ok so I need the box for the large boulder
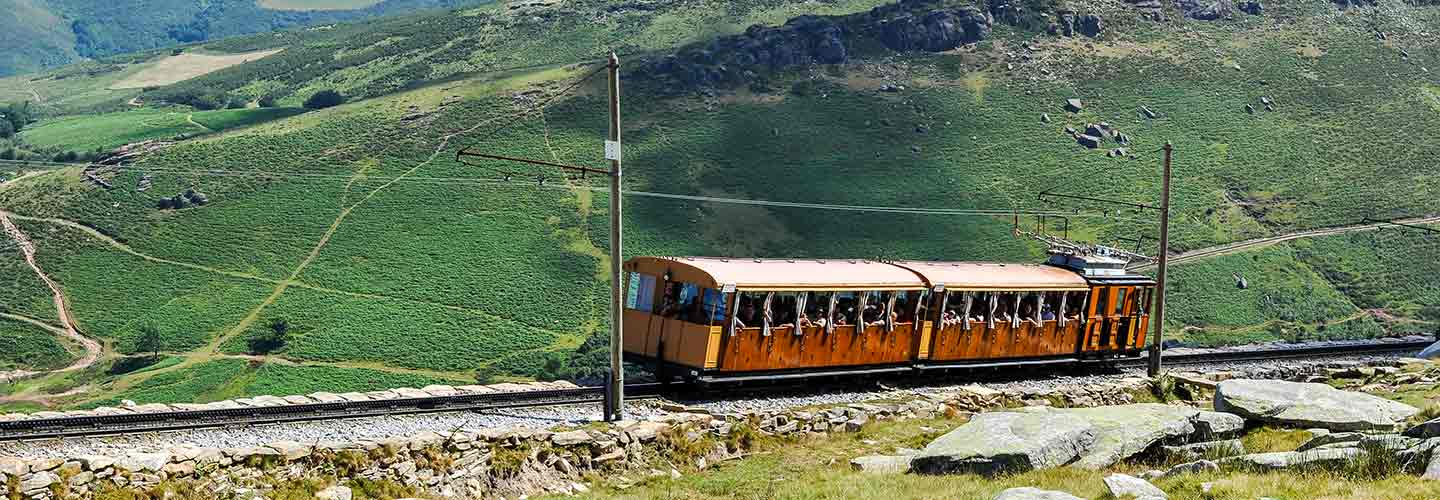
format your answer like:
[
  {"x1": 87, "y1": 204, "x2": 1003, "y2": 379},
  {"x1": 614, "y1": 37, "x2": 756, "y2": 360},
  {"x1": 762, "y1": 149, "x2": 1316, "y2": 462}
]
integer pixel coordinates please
[
  {"x1": 1214, "y1": 379, "x2": 1419, "y2": 431},
  {"x1": 879, "y1": 8, "x2": 992, "y2": 52},
  {"x1": 994, "y1": 487, "x2": 1085, "y2": 500},
  {"x1": 1067, "y1": 404, "x2": 1204, "y2": 469},
  {"x1": 913, "y1": 404, "x2": 1244, "y2": 474},
  {"x1": 910, "y1": 409, "x2": 1097, "y2": 475}
]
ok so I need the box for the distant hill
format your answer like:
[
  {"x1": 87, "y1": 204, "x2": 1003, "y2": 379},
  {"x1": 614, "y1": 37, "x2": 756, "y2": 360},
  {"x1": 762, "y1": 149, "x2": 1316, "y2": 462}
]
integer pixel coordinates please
[{"x1": 0, "y1": 0, "x2": 494, "y2": 77}]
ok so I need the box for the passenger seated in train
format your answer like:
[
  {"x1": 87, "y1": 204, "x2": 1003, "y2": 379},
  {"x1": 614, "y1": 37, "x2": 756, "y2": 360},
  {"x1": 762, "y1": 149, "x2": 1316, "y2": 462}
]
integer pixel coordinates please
[
  {"x1": 736, "y1": 299, "x2": 758, "y2": 328},
  {"x1": 942, "y1": 308, "x2": 960, "y2": 327},
  {"x1": 995, "y1": 296, "x2": 1012, "y2": 323},
  {"x1": 1041, "y1": 305, "x2": 1057, "y2": 321},
  {"x1": 1019, "y1": 303, "x2": 1035, "y2": 322}
]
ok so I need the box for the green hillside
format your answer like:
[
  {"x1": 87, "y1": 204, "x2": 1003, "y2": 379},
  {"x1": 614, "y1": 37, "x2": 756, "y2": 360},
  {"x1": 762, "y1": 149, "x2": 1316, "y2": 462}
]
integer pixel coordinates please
[
  {"x1": 20, "y1": 107, "x2": 309, "y2": 152},
  {"x1": 0, "y1": 0, "x2": 499, "y2": 77},
  {"x1": 0, "y1": 0, "x2": 1437, "y2": 408}
]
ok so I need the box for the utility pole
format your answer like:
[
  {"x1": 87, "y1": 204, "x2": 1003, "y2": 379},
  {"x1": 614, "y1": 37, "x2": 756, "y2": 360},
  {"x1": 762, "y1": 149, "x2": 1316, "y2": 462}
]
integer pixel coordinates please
[
  {"x1": 1148, "y1": 142, "x2": 1173, "y2": 377},
  {"x1": 605, "y1": 53, "x2": 625, "y2": 422},
  {"x1": 455, "y1": 53, "x2": 626, "y2": 420}
]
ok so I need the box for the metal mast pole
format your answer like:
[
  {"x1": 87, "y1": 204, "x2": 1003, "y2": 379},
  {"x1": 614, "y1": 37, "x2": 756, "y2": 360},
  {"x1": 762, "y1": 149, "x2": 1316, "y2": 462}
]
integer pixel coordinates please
[
  {"x1": 605, "y1": 53, "x2": 625, "y2": 421},
  {"x1": 1148, "y1": 142, "x2": 1173, "y2": 377}
]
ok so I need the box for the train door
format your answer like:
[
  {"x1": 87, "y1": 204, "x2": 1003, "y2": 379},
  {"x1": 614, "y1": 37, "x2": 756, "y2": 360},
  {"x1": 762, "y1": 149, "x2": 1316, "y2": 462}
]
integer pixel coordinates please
[{"x1": 1084, "y1": 286, "x2": 1109, "y2": 351}]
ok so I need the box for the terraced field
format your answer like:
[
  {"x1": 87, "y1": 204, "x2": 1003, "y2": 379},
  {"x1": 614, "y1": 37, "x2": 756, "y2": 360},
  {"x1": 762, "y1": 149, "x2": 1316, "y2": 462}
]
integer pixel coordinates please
[
  {"x1": 20, "y1": 107, "x2": 309, "y2": 152},
  {"x1": 0, "y1": 0, "x2": 1436, "y2": 408}
]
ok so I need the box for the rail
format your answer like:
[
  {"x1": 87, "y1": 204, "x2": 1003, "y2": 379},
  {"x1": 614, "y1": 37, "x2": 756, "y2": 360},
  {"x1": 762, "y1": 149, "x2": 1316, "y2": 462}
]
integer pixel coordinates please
[{"x1": 0, "y1": 341, "x2": 1429, "y2": 441}]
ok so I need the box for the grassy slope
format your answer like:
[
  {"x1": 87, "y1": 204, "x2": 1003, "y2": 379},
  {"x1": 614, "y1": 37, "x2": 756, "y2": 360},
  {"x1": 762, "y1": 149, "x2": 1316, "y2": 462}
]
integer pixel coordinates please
[
  {"x1": 82, "y1": 358, "x2": 462, "y2": 406},
  {"x1": 0, "y1": 317, "x2": 75, "y2": 372},
  {"x1": 21, "y1": 107, "x2": 310, "y2": 152},
  {"x1": 0, "y1": 0, "x2": 503, "y2": 78},
  {"x1": 0, "y1": 0, "x2": 1436, "y2": 406}
]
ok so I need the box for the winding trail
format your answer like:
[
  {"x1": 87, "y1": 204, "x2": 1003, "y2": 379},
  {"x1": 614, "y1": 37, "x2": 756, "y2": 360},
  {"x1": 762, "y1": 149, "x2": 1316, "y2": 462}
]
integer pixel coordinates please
[
  {"x1": 1129, "y1": 215, "x2": 1440, "y2": 272},
  {"x1": 0, "y1": 211, "x2": 103, "y2": 380}
]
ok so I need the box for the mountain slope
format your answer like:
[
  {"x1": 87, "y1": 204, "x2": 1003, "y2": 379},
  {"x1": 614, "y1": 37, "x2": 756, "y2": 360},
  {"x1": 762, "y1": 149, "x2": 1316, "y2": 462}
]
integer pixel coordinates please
[
  {"x1": 0, "y1": 0, "x2": 497, "y2": 77},
  {"x1": 0, "y1": 0, "x2": 1437, "y2": 408}
]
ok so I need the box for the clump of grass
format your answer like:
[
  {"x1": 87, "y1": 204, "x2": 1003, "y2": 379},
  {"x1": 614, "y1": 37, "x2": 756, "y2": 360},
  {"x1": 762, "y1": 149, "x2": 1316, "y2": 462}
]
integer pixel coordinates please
[
  {"x1": 417, "y1": 446, "x2": 455, "y2": 473},
  {"x1": 1241, "y1": 427, "x2": 1315, "y2": 454},
  {"x1": 490, "y1": 444, "x2": 530, "y2": 478},
  {"x1": 1149, "y1": 372, "x2": 1178, "y2": 403},
  {"x1": 1411, "y1": 402, "x2": 1440, "y2": 425},
  {"x1": 659, "y1": 425, "x2": 719, "y2": 465}
]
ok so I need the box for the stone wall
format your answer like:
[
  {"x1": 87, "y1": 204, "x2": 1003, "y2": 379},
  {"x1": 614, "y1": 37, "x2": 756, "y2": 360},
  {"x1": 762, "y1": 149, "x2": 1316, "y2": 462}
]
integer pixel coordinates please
[{"x1": 0, "y1": 378, "x2": 1157, "y2": 499}]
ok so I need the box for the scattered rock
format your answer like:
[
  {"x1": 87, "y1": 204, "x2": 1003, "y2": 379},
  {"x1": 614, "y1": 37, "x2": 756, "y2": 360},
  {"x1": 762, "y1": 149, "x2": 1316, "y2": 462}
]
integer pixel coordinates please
[
  {"x1": 993, "y1": 487, "x2": 1086, "y2": 500},
  {"x1": 1140, "y1": 106, "x2": 1159, "y2": 119},
  {"x1": 850, "y1": 455, "x2": 912, "y2": 474},
  {"x1": 1224, "y1": 448, "x2": 1363, "y2": 470},
  {"x1": 1245, "y1": 104, "x2": 1256, "y2": 114},
  {"x1": 1108, "y1": 148, "x2": 1128, "y2": 158},
  {"x1": 1296, "y1": 432, "x2": 1364, "y2": 452},
  {"x1": 1162, "y1": 439, "x2": 1244, "y2": 461},
  {"x1": 1406, "y1": 418, "x2": 1440, "y2": 439},
  {"x1": 317, "y1": 485, "x2": 353, "y2": 500},
  {"x1": 1177, "y1": 0, "x2": 1232, "y2": 20},
  {"x1": 1103, "y1": 473, "x2": 1168, "y2": 499},
  {"x1": 1215, "y1": 379, "x2": 1419, "y2": 431},
  {"x1": 1239, "y1": 0, "x2": 1262, "y2": 14},
  {"x1": 1163, "y1": 459, "x2": 1220, "y2": 477},
  {"x1": 1077, "y1": 135, "x2": 1103, "y2": 149},
  {"x1": 1041, "y1": 113, "x2": 1051, "y2": 123},
  {"x1": 1064, "y1": 99, "x2": 1084, "y2": 113}
]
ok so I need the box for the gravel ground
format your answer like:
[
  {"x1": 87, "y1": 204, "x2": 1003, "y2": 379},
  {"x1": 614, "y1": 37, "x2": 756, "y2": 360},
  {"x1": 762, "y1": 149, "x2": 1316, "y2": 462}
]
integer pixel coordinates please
[
  {"x1": 1, "y1": 336, "x2": 1430, "y2": 460},
  {"x1": 0, "y1": 403, "x2": 666, "y2": 461}
]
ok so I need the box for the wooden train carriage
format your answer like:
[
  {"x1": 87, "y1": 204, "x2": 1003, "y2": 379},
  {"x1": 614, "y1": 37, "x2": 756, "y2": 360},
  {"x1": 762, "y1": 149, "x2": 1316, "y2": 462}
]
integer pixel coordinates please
[
  {"x1": 622, "y1": 257, "x2": 930, "y2": 379},
  {"x1": 892, "y1": 262, "x2": 1094, "y2": 368}
]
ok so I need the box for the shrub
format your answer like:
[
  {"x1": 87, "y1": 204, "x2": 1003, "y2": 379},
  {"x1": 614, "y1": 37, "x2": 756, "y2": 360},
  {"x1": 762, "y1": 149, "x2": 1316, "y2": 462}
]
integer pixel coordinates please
[
  {"x1": 304, "y1": 90, "x2": 345, "y2": 109},
  {"x1": 248, "y1": 319, "x2": 291, "y2": 354},
  {"x1": 474, "y1": 365, "x2": 500, "y2": 385},
  {"x1": 226, "y1": 98, "x2": 248, "y2": 110},
  {"x1": 257, "y1": 95, "x2": 277, "y2": 108}
]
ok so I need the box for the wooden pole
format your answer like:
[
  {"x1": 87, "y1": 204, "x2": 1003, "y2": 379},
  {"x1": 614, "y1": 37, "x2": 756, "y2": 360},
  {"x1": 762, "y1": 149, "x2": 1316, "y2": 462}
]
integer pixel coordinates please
[
  {"x1": 1148, "y1": 142, "x2": 1173, "y2": 378},
  {"x1": 606, "y1": 53, "x2": 625, "y2": 421}
]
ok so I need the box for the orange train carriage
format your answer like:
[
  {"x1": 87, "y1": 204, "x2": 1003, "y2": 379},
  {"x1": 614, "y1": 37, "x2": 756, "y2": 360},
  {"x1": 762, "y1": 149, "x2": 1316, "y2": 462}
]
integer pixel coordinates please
[{"x1": 622, "y1": 251, "x2": 1156, "y2": 382}]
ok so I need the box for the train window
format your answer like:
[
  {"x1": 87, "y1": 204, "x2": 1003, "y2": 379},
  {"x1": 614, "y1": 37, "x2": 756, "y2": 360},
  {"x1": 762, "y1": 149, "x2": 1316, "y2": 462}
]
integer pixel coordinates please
[
  {"x1": 1042, "y1": 292, "x2": 1061, "y2": 322},
  {"x1": 734, "y1": 292, "x2": 764, "y2": 329},
  {"x1": 673, "y1": 283, "x2": 702, "y2": 322},
  {"x1": 771, "y1": 292, "x2": 799, "y2": 327},
  {"x1": 1113, "y1": 288, "x2": 1128, "y2": 316},
  {"x1": 625, "y1": 272, "x2": 657, "y2": 312},
  {"x1": 1133, "y1": 287, "x2": 1148, "y2": 315},
  {"x1": 1092, "y1": 287, "x2": 1109, "y2": 318},
  {"x1": 835, "y1": 292, "x2": 859, "y2": 326},
  {"x1": 702, "y1": 288, "x2": 728, "y2": 324}
]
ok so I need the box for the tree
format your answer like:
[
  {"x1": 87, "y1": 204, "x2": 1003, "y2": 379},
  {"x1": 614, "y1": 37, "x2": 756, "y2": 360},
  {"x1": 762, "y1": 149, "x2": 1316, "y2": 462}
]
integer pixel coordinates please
[
  {"x1": 2, "y1": 102, "x2": 31, "y2": 133},
  {"x1": 226, "y1": 98, "x2": 248, "y2": 109},
  {"x1": 0, "y1": 119, "x2": 13, "y2": 139},
  {"x1": 136, "y1": 324, "x2": 163, "y2": 359},
  {"x1": 257, "y1": 95, "x2": 277, "y2": 108},
  {"x1": 248, "y1": 318, "x2": 291, "y2": 354},
  {"x1": 304, "y1": 89, "x2": 345, "y2": 109}
]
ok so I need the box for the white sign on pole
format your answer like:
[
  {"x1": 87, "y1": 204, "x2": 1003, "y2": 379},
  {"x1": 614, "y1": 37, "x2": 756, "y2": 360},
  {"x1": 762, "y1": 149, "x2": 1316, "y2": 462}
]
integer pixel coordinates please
[{"x1": 604, "y1": 140, "x2": 622, "y2": 161}]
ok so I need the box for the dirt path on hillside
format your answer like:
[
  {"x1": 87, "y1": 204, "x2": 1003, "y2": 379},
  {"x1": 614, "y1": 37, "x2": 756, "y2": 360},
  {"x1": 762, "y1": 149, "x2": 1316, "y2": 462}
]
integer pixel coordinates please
[
  {"x1": 185, "y1": 113, "x2": 213, "y2": 132},
  {"x1": 1129, "y1": 215, "x2": 1440, "y2": 272},
  {"x1": 0, "y1": 211, "x2": 103, "y2": 379}
]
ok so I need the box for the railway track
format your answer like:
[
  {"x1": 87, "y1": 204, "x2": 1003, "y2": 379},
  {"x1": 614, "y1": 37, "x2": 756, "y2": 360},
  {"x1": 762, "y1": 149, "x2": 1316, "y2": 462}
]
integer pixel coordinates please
[{"x1": 0, "y1": 340, "x2": 1430, "y2": 442}]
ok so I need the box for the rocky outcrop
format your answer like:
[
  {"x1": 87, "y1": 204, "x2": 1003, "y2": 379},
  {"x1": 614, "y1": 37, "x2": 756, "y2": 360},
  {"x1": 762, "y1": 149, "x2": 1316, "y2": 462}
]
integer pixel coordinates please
[
  {"x1": 1176, "y1": 0, "x2": 1232, "y2": 19},
  {"x1": 994, "y1": 487, "x2": 1085, "y2": 500},
  {"x1": 850, "y1": 455, "x2": 913, "y2": 473},
  {"x1": 639, "y1": 0, "x2": 993, "y2": 90},
  {"x1": 1050, "y1": 11, "x2": 1103, "y2": 38},
  {"x1": 1214, "y1": 379, "x2": 1419, "y2": 431}
]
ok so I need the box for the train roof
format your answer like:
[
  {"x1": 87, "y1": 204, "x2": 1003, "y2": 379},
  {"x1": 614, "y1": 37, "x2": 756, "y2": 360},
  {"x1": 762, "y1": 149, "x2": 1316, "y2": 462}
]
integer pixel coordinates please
[
  {"x1": 891, "y1": 261, "x2": 1091, "y2": 292},
  {"x1": 626, "y1": 257, "x2": 927, "y2": 291},
  {"x1": 626, "y1": 257, "x2": 1092, "y2": 292}
]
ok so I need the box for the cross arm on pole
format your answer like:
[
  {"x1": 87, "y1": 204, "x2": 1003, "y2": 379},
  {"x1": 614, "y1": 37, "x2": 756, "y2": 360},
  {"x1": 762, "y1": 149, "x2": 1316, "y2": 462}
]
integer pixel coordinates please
[{"x1": 456, "y1": 150, "x2": 613, "y2": 176}]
